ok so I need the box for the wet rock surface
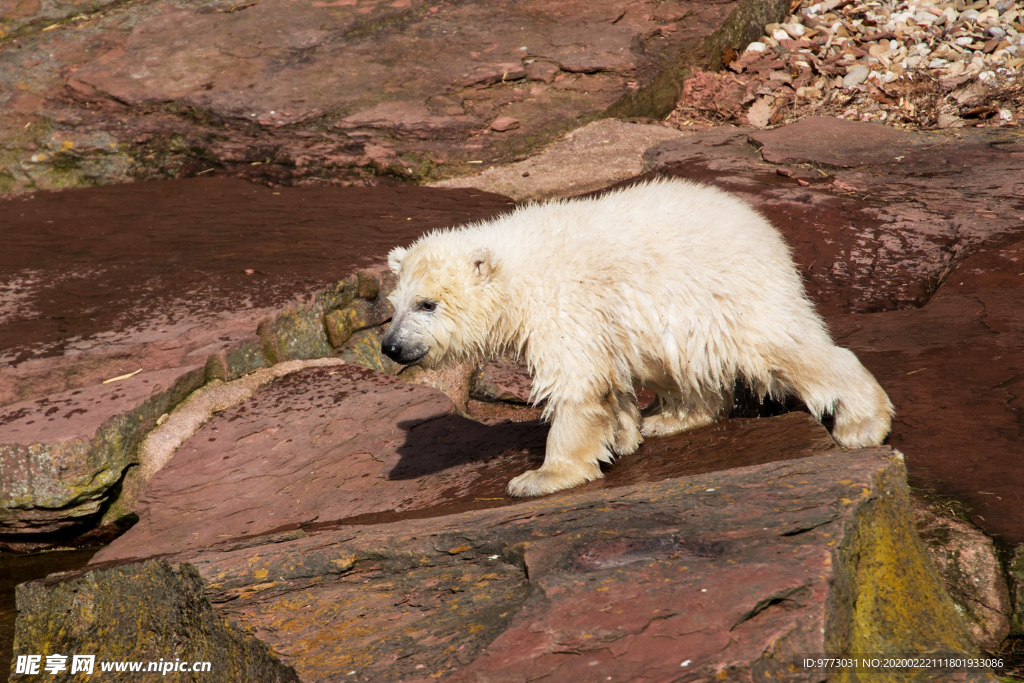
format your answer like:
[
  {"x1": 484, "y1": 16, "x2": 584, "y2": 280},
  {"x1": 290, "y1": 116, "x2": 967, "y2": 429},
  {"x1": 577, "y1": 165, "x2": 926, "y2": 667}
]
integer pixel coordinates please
[
  {"x1": 0, "y1": 178, "x2": 513, "y2": 544},
  {"x1": 0, "y1": 0, "x2": 787, "y2": 194},
  {"x1": 642, "y1": 117, "x2": 1024, "y2": 544},
  {"x1": 5, "y1": 111, "x2": 1024, "y2": 679},
  {"x1": 17, "y1": 449, "x2": 996, "y2": 682},
  {"x1": 92, "y1": 364, "x2": 837, "y2": 563}
]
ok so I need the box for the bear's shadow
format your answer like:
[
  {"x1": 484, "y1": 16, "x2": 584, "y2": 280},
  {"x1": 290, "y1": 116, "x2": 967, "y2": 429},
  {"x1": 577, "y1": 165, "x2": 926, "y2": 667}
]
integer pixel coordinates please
[
  {"x1": 388, "y1": 412, "x2": 548, "y2": 482},
  {"x1": 387, "y1": 380, "x2": 810, "y2": 485}
]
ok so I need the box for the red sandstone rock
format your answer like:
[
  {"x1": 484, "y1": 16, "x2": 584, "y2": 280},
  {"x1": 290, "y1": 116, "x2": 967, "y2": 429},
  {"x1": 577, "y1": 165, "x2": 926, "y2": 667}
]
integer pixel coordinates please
[
  {"x1": 490, "y1": 116, "x2": 521, "y2": 132},
  {"x1": 93, "y1": 363, "x2": 840, "y2": 563},
  {"x1": 21, "y1": 448, "x2": 986, "y2": 682},
  {"x1": 470, "y1": 358, "x2": 533, "y2": 404},
  {"x1": 0, "y1": 178, "x2": 513, "y2": 540},
  {"x1": 0, "y1": 0, "x2": 783, "y2": 193}
]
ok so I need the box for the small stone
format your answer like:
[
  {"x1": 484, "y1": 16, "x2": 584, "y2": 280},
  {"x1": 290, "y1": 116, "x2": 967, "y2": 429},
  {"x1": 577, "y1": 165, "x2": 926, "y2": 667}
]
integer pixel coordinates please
[
  {"x1": 490, "y1": 116, "x2": 520, "y2": 132},
  {"x1": 988, "y1": 25, "x2": 1006, "y2": 37},
  {"x1": 953, "y1": 80, "x2": 990, "y2": 105},
  {"x1": 945, "y1": 61, "x2": 967, "y2": 77},
  {"x1": 325, "y1": 308, "x2": 359, "y2": 347},
  {"x1": 745, "y1": 41, "x2": 768, "y2": 53},
  {"x1": 425, "y1": 94, "x2": 465, "y2": 116},
  {"x1": 961, "y1": 9, "x2": 980, "y2": 22},
  {"x1": 356, "y1": 271, "x2": 380, "y2": 300},
  {"x1": 868, "y1": 43, "x2": 892, "y2": 58},
  {"x1": 937, "y1": 113, "x2": 966, "y2": 128},
  {"x1": 746, "y1": 96, "x2": 775, "y2": 129},
  {"x1": 772, "y1": 28, "x2": 790, "y2": 41},
  {"x1": 928, "y1": 57, "x2": 950, "y2": 68},
  {"x1": 842, "y1": 64, "x2": 870, "y2": 87},
  {"x1": 995, "y1": 0, "x2": 1013, "y2": 12},
  {"x1": 782, "y1": 22, "x2": 806, "y2": 38},
  {"x1": 525, "y1": 60, "x2": 559, "y2": 83},
  {"x1": 978, "y1": 9, "x2": 999, "y2": 23}
]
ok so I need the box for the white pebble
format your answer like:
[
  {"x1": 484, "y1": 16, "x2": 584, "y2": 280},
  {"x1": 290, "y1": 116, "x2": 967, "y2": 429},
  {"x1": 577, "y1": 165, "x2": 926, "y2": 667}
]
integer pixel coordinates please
[
  {"x1": 745, "y1": 41, "x2": 768, "y2": 52},
  {"x1": 782, "y1": 22, "x2": 806, "y2": 38},
  {"x1": 843, "y1": 64, "x2": 871, "y2": 87}
]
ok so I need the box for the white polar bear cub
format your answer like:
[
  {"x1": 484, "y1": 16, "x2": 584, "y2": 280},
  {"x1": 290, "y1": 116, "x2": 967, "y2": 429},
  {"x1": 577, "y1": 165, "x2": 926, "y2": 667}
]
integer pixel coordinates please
[{"x1": 381, "y1": 178, "x2": 893, "y2": 497}]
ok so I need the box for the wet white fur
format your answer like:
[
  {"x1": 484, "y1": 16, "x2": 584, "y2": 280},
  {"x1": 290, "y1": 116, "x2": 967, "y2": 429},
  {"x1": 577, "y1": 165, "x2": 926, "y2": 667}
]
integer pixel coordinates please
[{"x1": 385, "y1": 178, "x2": 894, "y2": 496}]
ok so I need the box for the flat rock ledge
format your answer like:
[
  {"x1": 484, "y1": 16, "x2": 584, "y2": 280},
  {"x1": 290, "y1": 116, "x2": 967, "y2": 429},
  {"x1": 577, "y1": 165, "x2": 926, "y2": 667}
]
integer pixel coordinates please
[{"x1": 12, "y1": 448, "x2": 995, "y2": 682}]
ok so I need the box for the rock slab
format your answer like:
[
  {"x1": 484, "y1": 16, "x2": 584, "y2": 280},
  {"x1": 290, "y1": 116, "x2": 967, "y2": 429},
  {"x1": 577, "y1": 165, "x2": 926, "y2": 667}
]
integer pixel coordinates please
[
  {"x1": 0, "y1": 178, "x2": 513, "y2": 543},
  {"x1": 13, "y1": 448, "x2": 995, "y2": 682},
  {"x1": 92, "y1": 365, "x2": 840, "y2": 563}
]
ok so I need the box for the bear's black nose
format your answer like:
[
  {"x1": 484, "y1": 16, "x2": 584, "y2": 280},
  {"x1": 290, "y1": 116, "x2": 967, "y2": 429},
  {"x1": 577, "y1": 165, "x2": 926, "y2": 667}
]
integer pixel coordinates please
[{"x1": 381, "y1": 341, "x2": 403, "y2": 361}]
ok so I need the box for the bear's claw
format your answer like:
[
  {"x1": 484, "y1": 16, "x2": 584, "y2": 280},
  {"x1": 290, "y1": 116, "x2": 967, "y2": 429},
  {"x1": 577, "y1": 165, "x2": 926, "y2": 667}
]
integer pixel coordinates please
[{"x1": 507, "y1": 467, "x2": 602, "y2": 497}]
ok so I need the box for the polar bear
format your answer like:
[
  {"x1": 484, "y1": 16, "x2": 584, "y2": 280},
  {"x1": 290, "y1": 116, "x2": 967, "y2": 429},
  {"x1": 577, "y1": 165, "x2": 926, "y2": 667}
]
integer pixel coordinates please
[{"x1": 381, "y1": 178, "x2": 893, "y2": 497}]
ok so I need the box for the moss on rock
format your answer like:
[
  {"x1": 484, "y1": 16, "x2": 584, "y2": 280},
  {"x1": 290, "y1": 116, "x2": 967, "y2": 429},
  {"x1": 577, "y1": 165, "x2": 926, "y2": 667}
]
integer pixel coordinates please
[{"x1": 12, "y1": 560, "x2": 299, "y2": 682}]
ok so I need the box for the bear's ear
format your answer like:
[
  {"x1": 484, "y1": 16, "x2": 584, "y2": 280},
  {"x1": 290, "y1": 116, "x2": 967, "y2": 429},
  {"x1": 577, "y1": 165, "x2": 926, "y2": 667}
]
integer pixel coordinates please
[
  {"x1": 471, "y1": 247, "x2": 494, "y2": 280},
  {"x1": 387, "y1": 246, "x2": 407, "y2": 275}
]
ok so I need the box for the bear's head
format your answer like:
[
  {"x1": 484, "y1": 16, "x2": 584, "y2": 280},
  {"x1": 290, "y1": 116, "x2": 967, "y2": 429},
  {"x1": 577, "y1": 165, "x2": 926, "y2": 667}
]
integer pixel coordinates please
[{"x1": 381, "y1": 236, "x2": 498, "y2": 368}]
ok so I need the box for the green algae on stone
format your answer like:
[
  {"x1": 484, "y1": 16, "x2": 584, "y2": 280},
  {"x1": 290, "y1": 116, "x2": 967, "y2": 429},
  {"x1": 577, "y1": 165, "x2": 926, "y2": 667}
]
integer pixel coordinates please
[
  {"x1": 337, "y1": 326, "x2": 401, "y2": 375},
  {"x1": 826, "y1": 453, "x2": 982, "y2": 682},
  {"x1": 0, "y1": 367, "x2": 205, "y2": 534},
  {"x1": 1010, "y1": 544, "x2": 1024, "y2": 636},
  {"x1": 12, "y1": 560, "x2": 299, "y2": 683},
  {"x1": 258, "y1": 301, "x2": 334, "y2": 364}
]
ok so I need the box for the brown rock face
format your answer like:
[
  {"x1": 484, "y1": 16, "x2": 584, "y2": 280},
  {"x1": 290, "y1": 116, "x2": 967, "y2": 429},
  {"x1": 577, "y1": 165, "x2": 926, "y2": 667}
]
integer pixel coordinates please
[
  {"x1": 0, "y1": 179, "x2": 513, "y2": 541},
  {"x1": 913, "y1": 497, "x2": 1012, "y2": 649},
  {"x1": 644, "y1": 117, "x2": 1024, "y2": 543},
  {"x1": 16, "y1": 448, "x2": 993, "y2": 682},
  {"x1": 0, "y1": 0, "x2": 787, "y2": 193}
]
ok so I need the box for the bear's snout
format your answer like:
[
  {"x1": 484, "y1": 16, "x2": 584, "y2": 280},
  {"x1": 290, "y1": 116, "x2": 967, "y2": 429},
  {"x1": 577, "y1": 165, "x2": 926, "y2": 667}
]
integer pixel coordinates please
[
  {"x1": 380, "y1": 330, "x2": 426, "y2": 365},
  {"x1": 381, "y1": 340, "x2": 403, "y2": 361}
]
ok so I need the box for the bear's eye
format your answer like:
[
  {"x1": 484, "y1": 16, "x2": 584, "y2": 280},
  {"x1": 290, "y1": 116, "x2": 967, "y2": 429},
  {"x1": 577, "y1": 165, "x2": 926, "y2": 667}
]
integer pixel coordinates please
[{"x1": 417, "y1": 300, "x2": 437, "y2": 313}]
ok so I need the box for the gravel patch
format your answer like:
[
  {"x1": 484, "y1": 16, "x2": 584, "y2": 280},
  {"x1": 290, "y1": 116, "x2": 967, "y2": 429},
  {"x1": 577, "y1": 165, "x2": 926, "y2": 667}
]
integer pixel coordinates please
[{"x1": 670, "y1": 0, "x2": 1024, "y2": 129}]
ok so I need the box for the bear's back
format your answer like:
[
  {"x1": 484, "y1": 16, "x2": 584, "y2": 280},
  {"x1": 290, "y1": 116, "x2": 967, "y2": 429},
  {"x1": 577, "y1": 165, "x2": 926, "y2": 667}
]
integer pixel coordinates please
[{"x1": 482, "y1": 178, "x2": 797, "y2": 296}]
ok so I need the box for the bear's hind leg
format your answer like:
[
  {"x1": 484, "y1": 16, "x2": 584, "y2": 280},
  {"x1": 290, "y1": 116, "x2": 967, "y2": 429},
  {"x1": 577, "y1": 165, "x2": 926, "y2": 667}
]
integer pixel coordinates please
[
  {"x1": 507, "y1": 399, "x2": 615, "y2": 497},
  {"x1": 611, "y1": 389, "x2": 642, "y2": 456},
  {"x1": 773, "y1": 341, "x2": 893, "y2": 448},
  {"x1": 639, "y1": 387, "x2": 726, "y2": 438}
]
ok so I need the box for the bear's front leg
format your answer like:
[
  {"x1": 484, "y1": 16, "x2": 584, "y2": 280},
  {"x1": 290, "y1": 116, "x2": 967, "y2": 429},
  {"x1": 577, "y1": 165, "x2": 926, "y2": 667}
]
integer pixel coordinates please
[{"x1": 507, "y1": 399, "x2": 615, "y2": 497}]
